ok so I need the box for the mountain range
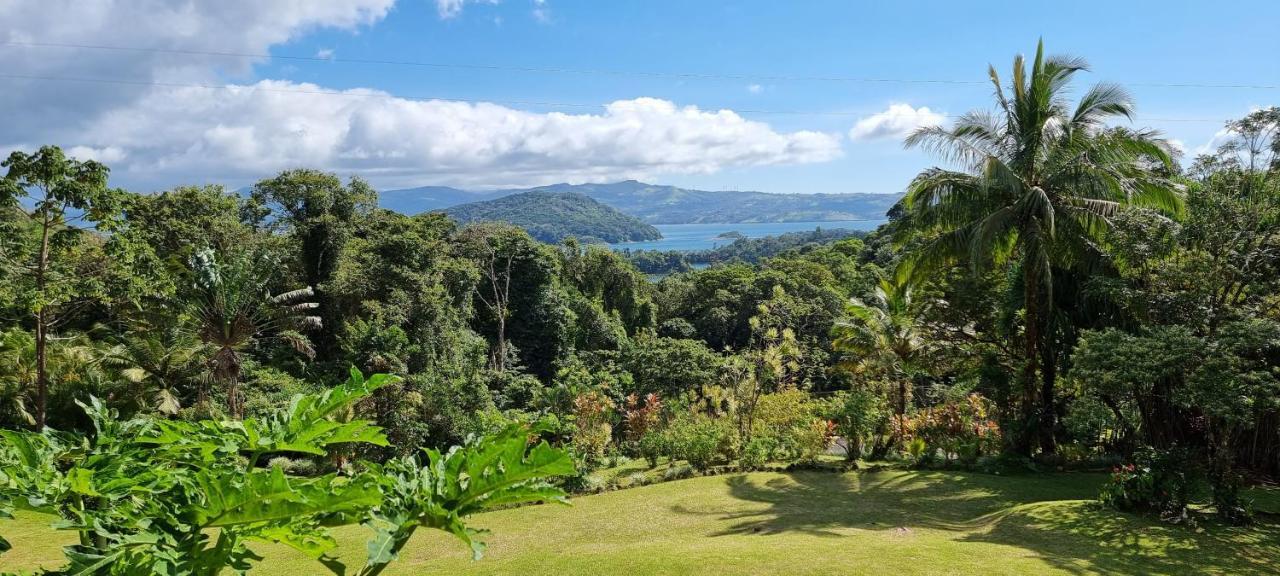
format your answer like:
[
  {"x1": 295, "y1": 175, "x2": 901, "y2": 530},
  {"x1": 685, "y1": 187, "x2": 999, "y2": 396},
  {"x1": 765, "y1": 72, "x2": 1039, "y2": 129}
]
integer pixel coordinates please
[{"x1": 380, "y1": 180, "x2": 900, "y2": 224}]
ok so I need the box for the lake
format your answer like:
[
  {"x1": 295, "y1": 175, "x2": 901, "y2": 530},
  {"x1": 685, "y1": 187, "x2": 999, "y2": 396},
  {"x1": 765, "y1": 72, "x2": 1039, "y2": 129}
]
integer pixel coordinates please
[{"x1": 608, "y1": 220, "x2": 886, "y2": 252}]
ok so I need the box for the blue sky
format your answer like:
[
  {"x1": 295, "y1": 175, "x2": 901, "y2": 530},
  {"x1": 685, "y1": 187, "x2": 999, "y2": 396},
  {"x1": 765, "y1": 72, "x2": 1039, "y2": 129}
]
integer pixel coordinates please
[{"x1": 1, "y1": 0, "x2": 1276, "y2": 194}]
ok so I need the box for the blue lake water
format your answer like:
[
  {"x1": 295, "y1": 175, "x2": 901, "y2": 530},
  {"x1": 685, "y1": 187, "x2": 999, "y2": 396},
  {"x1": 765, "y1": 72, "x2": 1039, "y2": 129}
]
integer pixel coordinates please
[{"x1": 609, "y1": 220, "x2": 886, "y2": 252}]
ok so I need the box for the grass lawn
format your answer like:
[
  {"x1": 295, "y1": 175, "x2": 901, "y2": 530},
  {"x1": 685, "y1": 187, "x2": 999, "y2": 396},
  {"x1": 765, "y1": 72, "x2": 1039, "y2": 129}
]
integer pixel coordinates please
[{"x1": 3, "y1": 469, "x2": 1278, "y2": 575}]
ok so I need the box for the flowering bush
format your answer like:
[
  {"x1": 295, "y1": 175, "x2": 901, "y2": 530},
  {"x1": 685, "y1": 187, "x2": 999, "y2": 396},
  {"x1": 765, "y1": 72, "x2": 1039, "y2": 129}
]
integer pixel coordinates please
[
  {"x1": 897, "y1": 394, "x2": 1001, "y2": 465},
  {"x1": 1098, "y1": 446, "x2": 1206, "y2": 523},
  {"x1": 571, "y1": 390, "x2": 615, "y2": 463},
  {"x1": 623, "y1": 393, "x2": 663, "y2": 443}
]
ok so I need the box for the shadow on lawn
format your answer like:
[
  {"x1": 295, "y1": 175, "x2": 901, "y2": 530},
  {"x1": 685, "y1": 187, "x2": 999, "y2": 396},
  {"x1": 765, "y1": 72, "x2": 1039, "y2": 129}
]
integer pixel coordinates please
[{"x1": 678, "y1": 470, "x2": 1280, "y2": 575}]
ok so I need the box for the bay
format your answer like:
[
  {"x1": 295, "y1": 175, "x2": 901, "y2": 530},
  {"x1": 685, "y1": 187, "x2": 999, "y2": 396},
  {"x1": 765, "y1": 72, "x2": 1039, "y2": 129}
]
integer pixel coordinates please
[{"x1": 608, "y1": 220, "x2": 886, "y2": 252}]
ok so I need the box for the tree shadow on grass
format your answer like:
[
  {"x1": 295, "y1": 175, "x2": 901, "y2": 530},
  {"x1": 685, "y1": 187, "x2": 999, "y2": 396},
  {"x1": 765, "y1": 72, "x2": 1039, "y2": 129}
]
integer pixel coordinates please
[{"x1": 675, "y1": 470, "x2": 1280, "y2": 575}]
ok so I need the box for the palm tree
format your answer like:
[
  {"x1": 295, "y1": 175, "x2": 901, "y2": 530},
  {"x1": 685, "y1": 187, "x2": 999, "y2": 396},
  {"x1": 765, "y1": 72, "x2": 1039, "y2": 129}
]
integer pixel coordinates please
[
  {"x1": 187, "y1": 248, "x2": 321, "y2": 418},
  {"x1": 99, "y1": 320, "x2": 209, "y2": 416},
  {"x1": 0, "y1": 329, "x2": 38, "y2": 426},
  {"x1": 833, "y1": 277, "x2": 927, "y2": 447},
  {"x1": 896, "y1": 40, "x2": 1182, "y2": 454}
]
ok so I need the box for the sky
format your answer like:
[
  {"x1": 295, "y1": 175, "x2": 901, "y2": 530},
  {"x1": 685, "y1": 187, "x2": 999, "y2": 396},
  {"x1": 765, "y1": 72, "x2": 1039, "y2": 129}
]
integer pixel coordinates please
[{"x1": 0, "y1": 0, "x2": 1276, "y2": 195}]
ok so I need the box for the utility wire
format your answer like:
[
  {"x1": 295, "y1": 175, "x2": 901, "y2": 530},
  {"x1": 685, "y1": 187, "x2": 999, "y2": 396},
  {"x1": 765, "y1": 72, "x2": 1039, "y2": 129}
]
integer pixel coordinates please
[
  {"x1": 3, "y1": 40, "x2": 1277, "y2": 90},
  {"x1": 0, "y1": 73, "x2": 1233, "y2": 123}
]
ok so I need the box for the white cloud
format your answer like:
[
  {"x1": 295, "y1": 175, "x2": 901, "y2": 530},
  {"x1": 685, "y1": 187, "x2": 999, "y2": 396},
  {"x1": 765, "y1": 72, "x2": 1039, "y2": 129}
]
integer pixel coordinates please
[
  {"x1": 436, "y1": 0, "x2": 500, "y2": 19},
  {"x1": 61, "y1": 86, "x2": 840, "y2": 188},
  {"x1": 0, "y1": 0, "x2": 394, "y2": 145},
  {"x1": 531, "y1": 0, "x2": 550, "y2": 23},
  {"x1": 66, "y1": 145, "x2": 127, "y2": 164},
  {"x1": 0, "y1": 0, "x2": 842, "y2": 190},
  {"x1": 849, "y1": 103, "x2": 945, "y2": 141},
  {"x1": 316, "y1": 48, "x2": 336, "y2": 60},
  {"x1": 747, "y1": 84, "x2": 763, "y2": 94},
  {"x1": 1194, "y1": 127, "x2": 1233, "y2": 156}
]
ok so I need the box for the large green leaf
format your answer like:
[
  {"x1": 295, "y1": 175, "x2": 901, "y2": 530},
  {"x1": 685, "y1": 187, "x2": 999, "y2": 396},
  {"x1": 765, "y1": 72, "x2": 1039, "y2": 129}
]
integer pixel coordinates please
[{"x1": 191, "y1": 466, "x2": 381, "y2": 528}]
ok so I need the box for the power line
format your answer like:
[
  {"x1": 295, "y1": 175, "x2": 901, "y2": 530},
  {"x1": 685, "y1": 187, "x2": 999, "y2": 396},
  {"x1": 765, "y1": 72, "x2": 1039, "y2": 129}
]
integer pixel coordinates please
[
  {"x1": 3, "y1": 40, "x2": 1277, "y2": 90},
  {"x1": 0, "y1": 72, "x2": 1233, "y2": 123}
]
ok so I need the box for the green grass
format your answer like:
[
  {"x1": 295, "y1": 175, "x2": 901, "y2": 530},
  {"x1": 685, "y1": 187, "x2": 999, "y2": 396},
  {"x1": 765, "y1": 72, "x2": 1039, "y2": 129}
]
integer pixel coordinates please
[{"x1": 4, "y1": 470, "x2": 1278, "y2": 575}]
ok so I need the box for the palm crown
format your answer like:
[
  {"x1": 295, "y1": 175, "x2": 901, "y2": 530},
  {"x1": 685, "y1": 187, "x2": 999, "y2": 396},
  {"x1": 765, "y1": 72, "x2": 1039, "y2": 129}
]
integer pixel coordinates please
[{"x1": 895, "y1": 40, "x2": 1183, "y2": 453}]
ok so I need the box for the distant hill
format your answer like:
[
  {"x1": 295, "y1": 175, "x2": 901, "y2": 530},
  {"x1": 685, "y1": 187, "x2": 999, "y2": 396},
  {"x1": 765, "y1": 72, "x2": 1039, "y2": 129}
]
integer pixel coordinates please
[
  {"x1": 377, "y1": 185, "x2": 510, "y2": 214},
  {"x1": 382, "y1": 180, "x2": 900, "y2": 224},
  {"x1": 442, "y1": 191, "x2": 662, "y2": 244}
]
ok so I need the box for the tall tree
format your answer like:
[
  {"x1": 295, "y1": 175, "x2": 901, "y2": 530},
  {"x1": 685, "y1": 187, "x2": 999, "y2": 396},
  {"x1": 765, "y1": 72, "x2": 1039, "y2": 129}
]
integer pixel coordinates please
[
  {"x1": 246, "y1": 170, "x2": 376, "y2": 358},
  {"x1": 0, "y1": 146, "x2": 120, "y2": 429},
  {"x1": 457, "y1": 223, "x2": 568, "y2": 378},
  {"x1": 896, "y1": 41, "x2": 1181, "y2": 454}
]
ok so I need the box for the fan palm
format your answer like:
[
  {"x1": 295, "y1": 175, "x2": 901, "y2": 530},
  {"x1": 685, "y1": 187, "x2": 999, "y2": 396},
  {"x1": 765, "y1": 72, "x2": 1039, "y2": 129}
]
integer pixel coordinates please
[
  {"x1": 187, "y1": 248, "x2": 321, "y2": 418},
  {"x1": 896, "y1": 41, "x2": 1182, "y2": 454},
  {"x1": 833, "y1": 278, "x2": 927, "y2": 444}
]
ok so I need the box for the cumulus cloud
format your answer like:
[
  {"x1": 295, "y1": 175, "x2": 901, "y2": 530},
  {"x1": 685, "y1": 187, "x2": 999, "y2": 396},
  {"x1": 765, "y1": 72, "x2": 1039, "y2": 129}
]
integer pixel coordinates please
[
  {"x1": 0, "y1": 0, "x2": 394, "y2": 145},
  {"x1": 64, "y1": 86, "x2": 840, "y2": 188},
  {"x1": 0, "y1": 0, "x2": 842, "y2": 189},
  {"x1": 436, "y1": 0, "x2": 500, "y2": 19},
  {"x1": 849, "y1": 103, "x2": 945, "y2": 141}
]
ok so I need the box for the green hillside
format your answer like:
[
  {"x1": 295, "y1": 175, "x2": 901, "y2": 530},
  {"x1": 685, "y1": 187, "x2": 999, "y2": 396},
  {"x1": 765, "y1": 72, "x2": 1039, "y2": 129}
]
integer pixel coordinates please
[{"x1": 442, "y1": 190, "x2": 662, "y2": 243}]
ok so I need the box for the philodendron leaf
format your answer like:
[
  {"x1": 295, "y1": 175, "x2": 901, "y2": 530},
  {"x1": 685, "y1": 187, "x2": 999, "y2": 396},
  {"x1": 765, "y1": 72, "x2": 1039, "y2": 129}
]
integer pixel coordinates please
[
  {"x1": 358, "y1": 423, "x2": 574, "y2": 576},
  {"x1": 67, "y1": 467, "x2": 99, "y2": 496},
  {"x1": 251, "y1": 523, "x2": 339, "y2": 559},
  {"x1": 241, "y1": 369, "x2": 396, "y2": 456},
  {"x1": 193, "y1": 467, "x2": 381, "y2": 528}
]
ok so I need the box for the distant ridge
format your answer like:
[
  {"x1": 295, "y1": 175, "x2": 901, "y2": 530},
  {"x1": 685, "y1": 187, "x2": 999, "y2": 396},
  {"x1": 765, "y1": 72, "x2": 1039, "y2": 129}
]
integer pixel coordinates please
[
  {"x1": 382, "y1": 180, "x2": 900, "y2": 224},
  {"x1": 442, "y1": 190, "x2": 662, "y2": 244}
]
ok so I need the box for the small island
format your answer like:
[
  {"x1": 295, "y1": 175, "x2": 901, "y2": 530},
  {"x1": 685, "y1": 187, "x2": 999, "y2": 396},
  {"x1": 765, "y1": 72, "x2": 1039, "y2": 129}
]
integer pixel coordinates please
[{"x1": 715, "y1": 230, "x2": 745, "y2": 240}]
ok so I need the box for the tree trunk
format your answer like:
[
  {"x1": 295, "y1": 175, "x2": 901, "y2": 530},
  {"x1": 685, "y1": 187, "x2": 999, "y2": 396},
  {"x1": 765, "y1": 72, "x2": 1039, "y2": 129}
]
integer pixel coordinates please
[
  {"x1": 1039, "y1": 345, "x2": 1057, "y2": 455},
  {"x1": 33, "y1": 213, "x2": 51, "y2": 430},
  {"x1": 1018, "y1": 271, "x2": 1040, "y2": 456}
]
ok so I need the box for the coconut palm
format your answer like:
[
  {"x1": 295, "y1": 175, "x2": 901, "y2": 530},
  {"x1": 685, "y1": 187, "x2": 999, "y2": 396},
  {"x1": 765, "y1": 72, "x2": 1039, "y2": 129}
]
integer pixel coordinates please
[
  {"x1": 187, "y1": 248, "x2": 321, "y2": 418},
  {"x1": 832, "y1": 277, "x2": 928, "y2": 447},
  {"x1": 896, "y1": 40, "x2": 1182, "y2": 454}
]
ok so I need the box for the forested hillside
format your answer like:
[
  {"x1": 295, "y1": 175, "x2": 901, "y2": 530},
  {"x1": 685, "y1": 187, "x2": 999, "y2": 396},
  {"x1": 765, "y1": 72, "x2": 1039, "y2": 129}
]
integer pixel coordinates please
[
  {"x1": 624, "y1": 228, "x2": 869, "y2": 274},
  {"x1": 383, "y1": 180, "x2": 900, "y2": 224},
  {"x1": 443, "y1": 190, "x2": 662, "y2": 243}
]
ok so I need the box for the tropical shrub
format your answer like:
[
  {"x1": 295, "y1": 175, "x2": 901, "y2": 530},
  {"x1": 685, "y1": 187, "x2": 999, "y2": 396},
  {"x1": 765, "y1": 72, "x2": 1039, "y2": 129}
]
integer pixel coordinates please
[
  {"x1": 1098, "y1": 446, "x2": 1206, "y2": 523},
  {"x1": 897, "y1": 394, "x2": 1001, "y2": 466},
  {"x1": 571, "y1": 390, "x2": 615, "y2": 463},
  {"x1": 622, "y1": 392, "x2": 663, "y2": 444},
  {"x1": 820, "y1": 388, "x2": 888, "y2": 461},
  {"x1": 0, "y1": 368, "x2": 574, "y2": 575},
  {"x1": 739, "y1": 436, "x2": 774, "y2": 469},
  {"x1": 664, "y1": 413, "x2": 738, "y2": 471},
  {"x1": 637, "y1": 427, "x2": 669, "y2": 467}
]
